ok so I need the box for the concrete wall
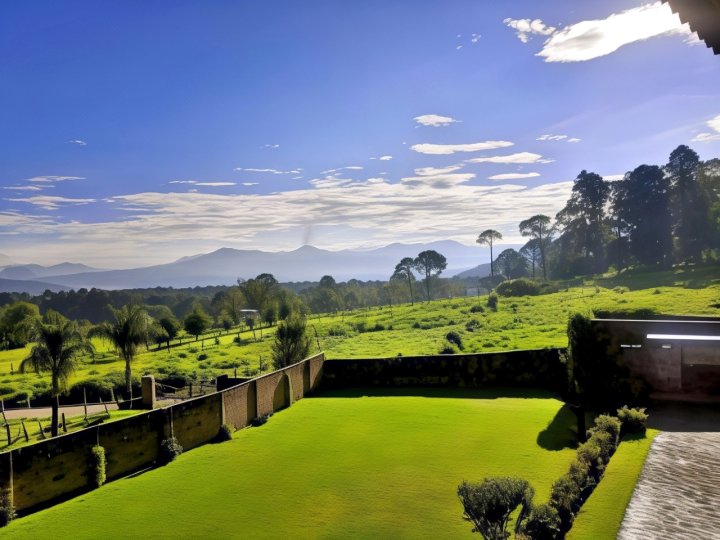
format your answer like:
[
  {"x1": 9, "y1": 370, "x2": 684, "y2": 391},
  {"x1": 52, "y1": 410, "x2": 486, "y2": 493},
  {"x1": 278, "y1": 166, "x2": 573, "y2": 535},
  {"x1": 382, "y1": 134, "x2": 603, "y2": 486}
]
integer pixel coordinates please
[
  {"x1": 0, "y1": 352, "x2": 325, "y2": 514},
  {"x1": 592, "y1": 319, "x2": 720, "y2": 394}
]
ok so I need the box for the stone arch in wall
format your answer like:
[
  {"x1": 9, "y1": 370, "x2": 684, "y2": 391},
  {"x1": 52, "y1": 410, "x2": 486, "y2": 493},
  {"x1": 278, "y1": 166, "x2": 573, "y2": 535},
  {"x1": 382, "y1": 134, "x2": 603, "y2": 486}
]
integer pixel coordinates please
[{"x1": 272, "y1": 372, "x2": 291, "y2": 411}]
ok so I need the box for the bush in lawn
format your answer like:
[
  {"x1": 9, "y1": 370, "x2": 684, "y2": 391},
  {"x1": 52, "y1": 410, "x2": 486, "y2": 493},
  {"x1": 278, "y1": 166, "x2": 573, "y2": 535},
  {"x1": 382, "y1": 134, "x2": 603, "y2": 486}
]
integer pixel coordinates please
[
  {"x1": 216, "y1": 423, "x2": 233, "y2": 442},
  {"x1": 617, "y1": 406, "x2": 648, "y2": 436},
  {"x1": 588, "y1": 414, "x2": 621, "y2": 449},
  {"x1": 0, "y1": 489, "x2": 15, "y2": 528},
  {"x1": 521, "y1": 503, "x2": 561, "y2": 540},
  {"x1": 159, "y1": 437, "x2": 183, "y2": 465},
  {"x1": 496, "y1": 278, "x2": 541, "y2": 297},
  {"x1": 487, "y1": 293, "x2": 498, "y2": 311},
  {"x1": 89, "y1": 445, "x2": 106, "y2": 488},
  {"x1": 457, "y1": 477, "x2": 534, "y2": 539},
  {"x1": 439, "y1": 345, "x2": 457, "y2": 355},
  {"x1": 445, "y1": 331, "x2": 464, "y2": 350},
  {"x1": 251, "y1": 413, "x2": 272, "y2": 427},
  {"x1": 469, "y1": 304, "x2": 485, "y2": 313}
]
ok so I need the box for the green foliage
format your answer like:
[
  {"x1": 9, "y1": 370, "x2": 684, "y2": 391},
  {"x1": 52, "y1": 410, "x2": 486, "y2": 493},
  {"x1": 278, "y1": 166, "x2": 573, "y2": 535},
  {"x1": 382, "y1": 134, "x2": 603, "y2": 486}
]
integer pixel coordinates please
[
  {"x1": 457, "y1": 477, "x2": 534, "y2": 539},
  {"x1": 216, "y1": 423, "x2": 233, "y2": 442},
  {"x1": 159, "y1": 437, "x2": 183, "y2": 464},
  {"x1": 0, "y1": 489, "x2": 16, "y2": 528},
  {"x1": 445, "y1": 331, "x2": 463, "y2": 350},
  {"x1": 272, "y1": 315, "x2": 311, "y2": 369},
  {"x1": 251, "y1": 413, "x2": 272, "y2": 427},
  {"x1": 588, "y1": 415, "x2": 621, "y2": 449},
  {"x1": 487, "y1": 293, "x2": 498, "y2": 311},
  {"x1": 89, "y1": 445, "x2": 106, "y2": 487},
  {"x1": 439, "y1": 345, "x2": 457, "y2": 355},
  {"x1": 522, "y1": 503, "x2": 561, "y2": 540},
  {"x1": 183, "y1": 305, "x2": 212, "y2": 339},
  {"x1": 496, "y1": 279, "x2": 541, "y2": 297},
  {"x1": 616, "y1": 406, "x2": 648, "y2": 437},
  {"x1": 469, "y1": 304, "x2": 485, "y2": 313}
]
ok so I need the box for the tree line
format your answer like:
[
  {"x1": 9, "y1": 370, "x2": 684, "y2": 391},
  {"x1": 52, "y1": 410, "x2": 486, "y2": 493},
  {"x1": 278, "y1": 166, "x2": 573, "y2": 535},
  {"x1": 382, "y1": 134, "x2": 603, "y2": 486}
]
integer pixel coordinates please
[{"x1": 477, "y1": 145, "x2": 720, "y2": 280}]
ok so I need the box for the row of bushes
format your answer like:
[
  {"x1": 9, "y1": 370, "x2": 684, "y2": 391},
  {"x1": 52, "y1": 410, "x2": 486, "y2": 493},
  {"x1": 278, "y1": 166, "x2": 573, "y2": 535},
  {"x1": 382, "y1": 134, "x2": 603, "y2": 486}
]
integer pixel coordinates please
[{"x1": 458, "y1": 406, "x2": 647, "y2": 539}]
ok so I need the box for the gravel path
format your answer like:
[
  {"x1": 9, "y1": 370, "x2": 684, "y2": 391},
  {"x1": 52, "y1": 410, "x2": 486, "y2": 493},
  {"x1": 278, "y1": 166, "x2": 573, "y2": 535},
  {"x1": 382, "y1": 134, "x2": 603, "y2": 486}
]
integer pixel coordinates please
[{"x1": 618, "y1": 431, "x2": 720, "y2": 540}]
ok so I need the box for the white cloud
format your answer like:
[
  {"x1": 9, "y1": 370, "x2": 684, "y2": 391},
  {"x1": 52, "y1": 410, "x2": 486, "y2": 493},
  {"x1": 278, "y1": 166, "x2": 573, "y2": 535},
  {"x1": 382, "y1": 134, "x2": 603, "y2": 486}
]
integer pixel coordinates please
[
  {"x1": 414, "y1": 114, "x2": 460, "y2": 127},
  {"x1": 411, "y1": 141, "x2": 514, "y2": 155},
  {"x1": 692, "y1": 114, "x2": 720, "y2": 142},
  {"x1": 169, "y1": 180, "x2": 197, "y2": 184},
  {"x1": 67, "y1": 139, "x2": 87, "y2": 146},
  {"x1": 262, "y1": 144, "x2": 280, "y2": 149},
  {"x1": 195, "y1": 182, "x2": 236, "y2": 187},
  {"x1": 321, "y1": 166, "x2": 364, "y2": 174},
  {"x1": 488, "y1": 172, "x2": 541, "y2": 181},
  {"x1": 241, "y1": 182, "x2": 259, "y2": 186},
  {"x1": 536, "y1": 2, "x2": 691, "y2": 63},
  {"x1": 567, "y1": 138, "x2": 582, "y2": 143},
  {"x1": 603, "y1": 174, "x2": 625, "y2": 181},
  {"x1": 379, "y1": 155, "x2": 393, "y2": 161},
  {"x1": 2, "y1": 180, "x2": 574, "y2": 266},
  {"x1": 27, "y1": 176, "x2": 84, "y2": 183},
  {"x1": 414, "y1": 165, "x2": 464, "y2": 176},
  {"x1": 4, "y1": 195, "x2": 96, "y2": 210},
  {"x1": 2, "y1": 185, "x2": 44, "y2": 191},
  {"x1": 465, "y1": 152, "x2": 553, "y2": 164},
  {"x1": 234, "y1": 167, "x2": 301, "y2": 175},
  {"x1": 537, "y1": 134, "x2": 581, "y2": 143},
  {"x1": 504, "y1": 18, "x2": 556, "y2": 43},
  {"x1": 401, "y1": 173, "x2": 477, "y2": 189}
]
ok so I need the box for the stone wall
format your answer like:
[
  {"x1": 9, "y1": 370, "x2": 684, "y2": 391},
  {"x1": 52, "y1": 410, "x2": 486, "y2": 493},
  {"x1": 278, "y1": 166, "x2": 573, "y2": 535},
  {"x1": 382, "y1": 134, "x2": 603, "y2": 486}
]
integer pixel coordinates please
[
  {"x1": 321, "y1": 349, "x2": 567, "y2": 391},
  {"x1": 0, "y1": 352, "x2": 325, "y2": 514}
]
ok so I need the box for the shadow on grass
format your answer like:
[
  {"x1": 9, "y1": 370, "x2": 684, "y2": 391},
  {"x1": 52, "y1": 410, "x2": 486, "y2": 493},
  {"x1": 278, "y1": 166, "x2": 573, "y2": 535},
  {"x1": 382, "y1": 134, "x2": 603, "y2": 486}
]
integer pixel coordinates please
[
  {"x1": 312, "y1": 386, "x2": 560, "y2": 400},
  {"x1": 536, "y1": 403, "x2": 579, "y2": 451}
]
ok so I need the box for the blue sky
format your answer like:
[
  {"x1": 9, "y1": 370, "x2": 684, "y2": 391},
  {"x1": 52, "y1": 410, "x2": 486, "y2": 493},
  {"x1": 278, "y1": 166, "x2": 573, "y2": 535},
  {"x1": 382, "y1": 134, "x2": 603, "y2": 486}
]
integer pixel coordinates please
[{"x1": 1, "y1": 0, "x2": 719, "y2": 268}]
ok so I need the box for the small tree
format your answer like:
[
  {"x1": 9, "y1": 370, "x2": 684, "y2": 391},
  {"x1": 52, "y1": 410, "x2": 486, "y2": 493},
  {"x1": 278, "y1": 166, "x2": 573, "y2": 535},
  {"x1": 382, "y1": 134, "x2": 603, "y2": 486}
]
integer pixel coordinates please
[
  {"x1": 184, "y1": 305, "x2": 212, "y2": 341},
  {"x1": 392, "y1": 257, "x2": 417, "y2": 305},
  {"x1": 476, "y1": 229, "x2": 503, "y2": 277},
  {"x1": 158, "y1": 316, "x2": 181, "y2": 348},
  {"x1": 413, "y1": 250, "x2": 447, "y2": 301},
  {"x1": 272, "y1": 315, "x2": 311, "y2": 369},
  {"x1": 457, "y1": 477, "x2": 534, "y2": 539}
]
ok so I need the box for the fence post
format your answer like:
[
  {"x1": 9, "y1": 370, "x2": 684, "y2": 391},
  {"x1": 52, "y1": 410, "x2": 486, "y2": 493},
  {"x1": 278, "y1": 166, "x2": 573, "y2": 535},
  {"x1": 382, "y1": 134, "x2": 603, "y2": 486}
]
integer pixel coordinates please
[{"x1": 141, "y1": 375, "x2": 156, "y2": 410}]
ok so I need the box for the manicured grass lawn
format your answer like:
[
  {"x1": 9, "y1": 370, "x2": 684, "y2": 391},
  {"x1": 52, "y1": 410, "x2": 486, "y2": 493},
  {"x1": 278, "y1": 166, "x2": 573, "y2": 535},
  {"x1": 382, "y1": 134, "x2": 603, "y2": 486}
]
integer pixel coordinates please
[
  {"x1": 568, "y1": 429, "x2": 658, "y2": 540},
  {"x1": 6, "y1": 388, "x2": 586, "y2": 539}
]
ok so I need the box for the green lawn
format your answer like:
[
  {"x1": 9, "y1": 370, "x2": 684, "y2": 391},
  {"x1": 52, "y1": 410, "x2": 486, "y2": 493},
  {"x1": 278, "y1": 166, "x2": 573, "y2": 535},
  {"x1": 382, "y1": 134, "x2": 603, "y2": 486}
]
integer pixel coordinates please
[
  {"x1": 5, "y1": 388, "x2": 595, "y2": 539},
  {"x1": 568, "y1": 429, "x2": 658, "y2": 540}
]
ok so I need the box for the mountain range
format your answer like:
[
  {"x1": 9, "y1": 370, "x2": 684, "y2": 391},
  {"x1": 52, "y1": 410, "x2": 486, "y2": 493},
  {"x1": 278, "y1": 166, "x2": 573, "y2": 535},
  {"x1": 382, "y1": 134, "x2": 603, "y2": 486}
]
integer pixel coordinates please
[{"x1": 0, "y1": 241, "x2": 501, "y2": 293}]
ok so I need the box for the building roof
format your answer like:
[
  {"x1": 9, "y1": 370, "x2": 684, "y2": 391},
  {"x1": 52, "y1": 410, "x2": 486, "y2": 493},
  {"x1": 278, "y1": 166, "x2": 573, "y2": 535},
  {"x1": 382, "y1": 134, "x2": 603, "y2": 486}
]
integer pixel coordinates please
[{"x1": 664, "y1": 0, "x2": 720, "y2": 54}]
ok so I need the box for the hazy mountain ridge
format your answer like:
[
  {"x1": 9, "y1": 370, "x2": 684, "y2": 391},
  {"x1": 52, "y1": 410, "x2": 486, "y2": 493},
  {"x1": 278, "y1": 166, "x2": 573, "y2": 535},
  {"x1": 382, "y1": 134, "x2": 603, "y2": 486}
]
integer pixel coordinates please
[
  {"x1": 0, "y1": 262, "x2": 100, "y2": 280},
  {"x1": 0, "y1": 241, "x2": 500, "y2": 291}
]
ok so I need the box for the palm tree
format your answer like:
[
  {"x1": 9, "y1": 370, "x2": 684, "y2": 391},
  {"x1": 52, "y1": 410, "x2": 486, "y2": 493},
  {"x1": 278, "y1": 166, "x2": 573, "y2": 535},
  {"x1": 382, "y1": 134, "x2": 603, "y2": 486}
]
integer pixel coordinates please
[
  {"x1": 20, "y1": 312, "x2": 94, "y2": 437},
  {"x1": 91, "y1": 304, "x2": 150, "y2": 401},
  {"x1": 476, "y1": 229, "x2": 503, "y2": 277}
]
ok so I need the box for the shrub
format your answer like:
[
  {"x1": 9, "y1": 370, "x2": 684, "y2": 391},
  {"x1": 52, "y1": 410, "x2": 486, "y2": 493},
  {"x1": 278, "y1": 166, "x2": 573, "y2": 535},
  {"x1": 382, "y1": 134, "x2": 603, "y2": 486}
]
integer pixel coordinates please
[
  {"x1": 272, "y1": 315, "x2": 311, "y2": 369},
  {"x1": 412, "y1": 321, "x2": 421, "y2": 329},
  {"x1": 496, "y1": 278, "x2": 541, "y2": 297},
  {"x1": 188, "y1": 346, "x2": 199, "y2": 353},
  {"x1": 197, "y1": 353, "x2": 208, "y2": 361},
  {"x1": 439, "y1": 345, "x2": 457, "y2": 355},
  {"x1": 251, "y1": 413, "x2": 272, "y2": 427},
  {"x1": 617, "y1": 406, "x2": 648, "y2": 436},
  {"x1": 445, "y1": 331, "x2": 464, "y2": 350},
  {"x1": 589, "y1": 414, "x2": 621, "y2": 449},
  {"x1": 159, "y1": 437, "x2": 183, "y2": 465},
  {"x1": 89, "y1": 445, "x2": 106, "y2": 488},
  {"x1": 612, "y1": 286, "x2": 629, "y2": 294},
  {"x1": 327, "y1": 325, "x2": 348, "y2": 337},
  {"x1": 469, "y1": 305, "x2": 485, "y2": 313},
  {"x1": 0, "y1": 489, "x2": 15, "y2": 528},
  {"x1": 487, "y1": 293, "x2": 498, "y2": 311},
  {"x1": 522, "y1": 503, "x2": 561, "y2": 540},
  {"x1": 216, "y1": 423, "x2": 233, "y2": 442},
  {"x1": 457, "y1": 477, "x2": 534, "y2": 539},
  {"x1": 465, "y1": 319, "x2": 480, "y2": 332},
  {"x1": 549, "y1": 473, "x2": 583, "y2": 531}
]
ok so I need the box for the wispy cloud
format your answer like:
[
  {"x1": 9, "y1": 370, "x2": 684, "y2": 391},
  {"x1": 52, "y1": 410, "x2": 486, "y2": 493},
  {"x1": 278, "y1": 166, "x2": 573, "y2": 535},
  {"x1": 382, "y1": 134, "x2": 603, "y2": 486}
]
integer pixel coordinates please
[
  {"x1": 692, "y1": 114, "x2": 720, "y2": 142},
  {"x1": 5, "y1": 195, "x2": 96, "y2": 210},
  {"x1": 537, "y1": 134, "x2": 581, "y2": 143},
  {"x1": 488, "y1": 172, "x2": 541, "y2": 181},
  {"x1": 321, "y1": 166, "x2": 364, "y2": 174},
  {"x1": 411, "y1": 141, "x2": 513, "y2": 155},
  {"x1": 67, "y1": 139, "x2": 87, "y2": 146},
  {"x1": 414, "y1": 114, "x2": 460, "y2": 127},
  {"x1": 414, "y1": 165, "x2": 464, "y2": 176},
  {"x1": 241, "y1": 182, "x2": 259, "y2": 186},
  {"x1": 27, "y1": 176, "x2": 85, "y2": 183},
  {"x1": 504, "y1": 18, "x2": 556, "y2": 43},
  {"x1": 465, "y1": 152, "x2": 553, "y2": 164},
  {"x1": 169, "y1": 180, "x2": 236, "y2": 187},
  {"x1": 518, "y1": 2, "x2": 692, "y2": 63},
  {"x1": 234, "y1": 167, "x2": 301, "y2": 174},
  {"x1": 401, "y1": 173, "x2": 477, "y2": 189},
  {"x1": 262, "y1": 144, "x2": 280, "y2": 149},
  {"x1": 2, "y1": 185, "x2": 44, "y2": 192}
]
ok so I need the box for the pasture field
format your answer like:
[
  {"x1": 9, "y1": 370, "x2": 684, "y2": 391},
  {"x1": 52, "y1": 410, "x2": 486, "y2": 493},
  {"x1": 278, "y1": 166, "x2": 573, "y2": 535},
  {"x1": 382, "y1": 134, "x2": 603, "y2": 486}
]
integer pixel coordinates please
[
  {"x1": 0, "y1": 282, "x2": 718, "y2": 404},
  {"x1": 2, "y1": 388, "x2": 648, "y2": 539}
]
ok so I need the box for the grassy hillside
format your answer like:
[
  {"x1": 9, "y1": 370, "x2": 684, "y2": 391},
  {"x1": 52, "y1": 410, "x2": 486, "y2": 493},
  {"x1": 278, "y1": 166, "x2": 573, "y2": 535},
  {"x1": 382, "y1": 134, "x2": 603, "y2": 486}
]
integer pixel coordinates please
[
  {"x1": 4, "y1": 389, "x2": 586, "y2": 538},
  {"x1": 0, "y1": 282, "x2": 718, "y2": 404}
]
